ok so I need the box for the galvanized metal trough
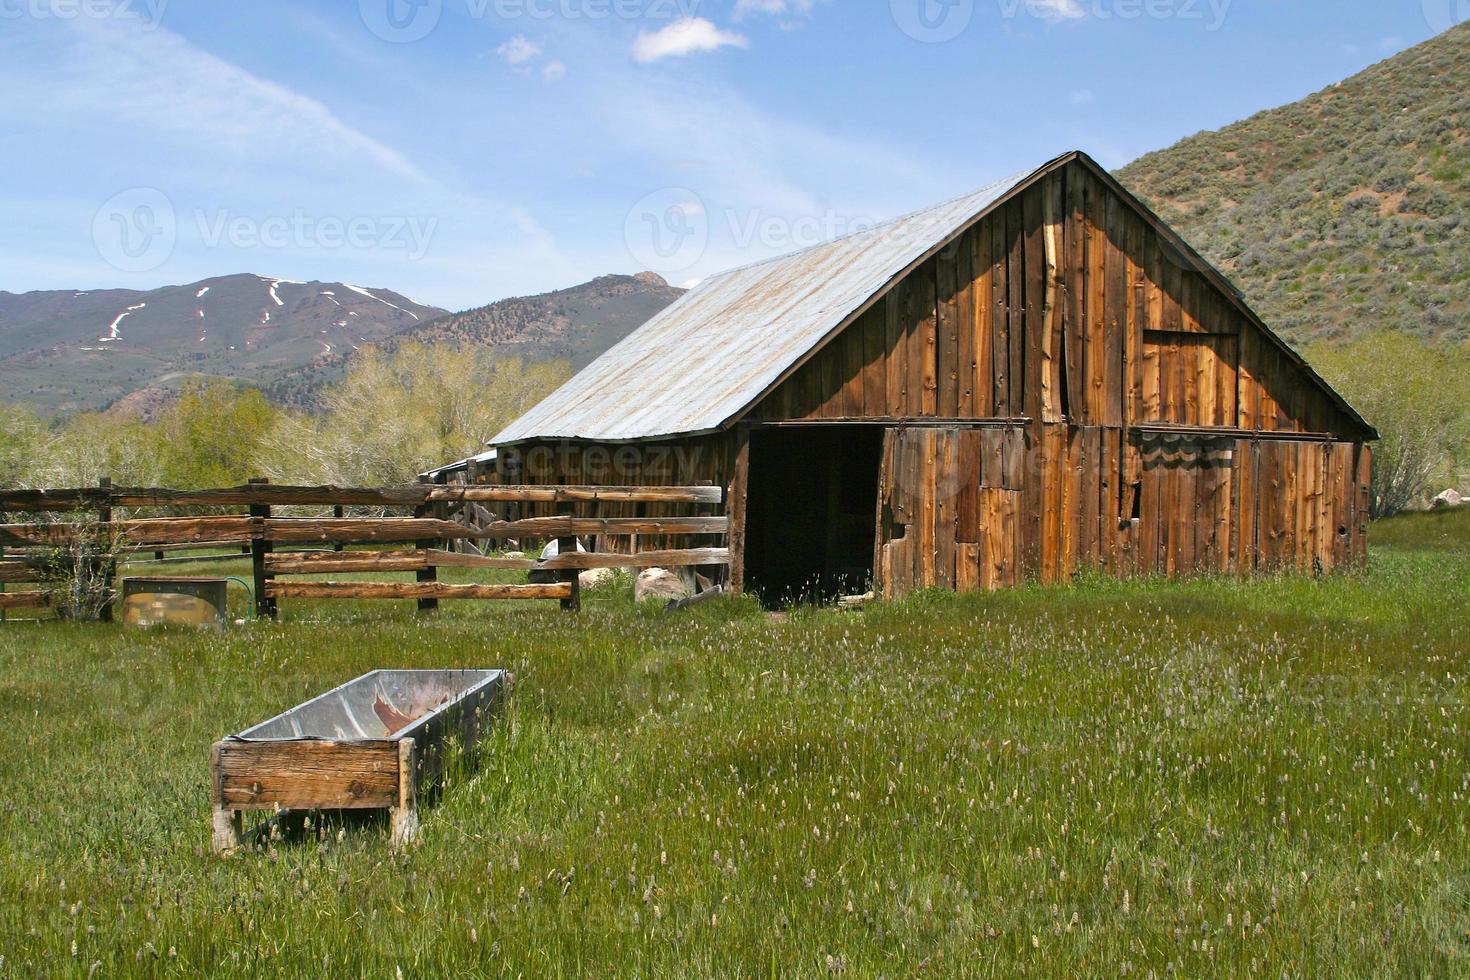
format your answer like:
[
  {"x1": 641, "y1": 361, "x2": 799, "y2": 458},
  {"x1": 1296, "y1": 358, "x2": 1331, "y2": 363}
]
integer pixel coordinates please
[{"x1": 210, "y1": 668, "x2": 506, "y2": 853}]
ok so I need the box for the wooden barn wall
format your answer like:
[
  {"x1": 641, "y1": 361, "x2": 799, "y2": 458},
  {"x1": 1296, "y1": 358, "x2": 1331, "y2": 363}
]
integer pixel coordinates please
[
  {"x1": 877, "y1": 425, "x2": 1371, "y2": 599},
  {"x1": 748, "y1": 161, "x2": 1366, "y2": 440}
]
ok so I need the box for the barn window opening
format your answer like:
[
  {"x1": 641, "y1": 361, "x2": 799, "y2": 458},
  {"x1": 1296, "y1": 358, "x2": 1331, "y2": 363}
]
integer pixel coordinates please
[{"x1": 744, "y1": 426, "x2": 883, "y2": 608}]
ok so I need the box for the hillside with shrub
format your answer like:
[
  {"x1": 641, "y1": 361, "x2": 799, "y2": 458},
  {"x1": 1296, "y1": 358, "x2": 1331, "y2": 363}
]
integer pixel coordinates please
[{"x1": 1119, "y1": 23, "x2": 1469, "y2": 346}]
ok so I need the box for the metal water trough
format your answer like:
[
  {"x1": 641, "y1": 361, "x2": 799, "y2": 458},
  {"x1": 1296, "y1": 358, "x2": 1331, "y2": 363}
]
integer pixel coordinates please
[{"x1": 210, "y1": 668, "x2": 506, "y2": 853}]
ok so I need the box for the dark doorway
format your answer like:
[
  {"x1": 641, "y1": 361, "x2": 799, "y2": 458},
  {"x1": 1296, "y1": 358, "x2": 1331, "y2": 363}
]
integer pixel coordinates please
[{"x1": 744, "y1": 426, "x2": 884, "y2": 607}]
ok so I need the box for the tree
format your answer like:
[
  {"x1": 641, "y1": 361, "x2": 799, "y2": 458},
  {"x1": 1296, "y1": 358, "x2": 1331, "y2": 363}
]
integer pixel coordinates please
[
  {"x1": 0, "y1": 404, "x2": 45, "y2": 487},
  {"x1": 260, "y1": 343, "x2": 569, "y2": 487},
  {"x1": 154, "y1": 380, "x2": 282, "y2": 488},
  {"x1": 28, "y1": 412, "x2": 163, "y2": 489},
  {"x1": 1307, "y1": 332, "x2": 1470, "y2": 516}
]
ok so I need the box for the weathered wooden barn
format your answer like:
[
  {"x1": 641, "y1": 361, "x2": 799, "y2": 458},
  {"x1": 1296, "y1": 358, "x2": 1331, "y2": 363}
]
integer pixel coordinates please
[{"x1": 489, "y1": 151, "x2": 1376, "y2": 603}]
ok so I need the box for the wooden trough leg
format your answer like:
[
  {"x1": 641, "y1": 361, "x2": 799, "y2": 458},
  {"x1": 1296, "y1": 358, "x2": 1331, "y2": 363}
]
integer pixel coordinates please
[
  {"x1": 389, "y1": 738, "x2": 419, "y2": 849},
  {"x1": 212, "y1": 807, "x2": 243, "y2": 855},
  {"x1": 210, "y1": 741, "x2": 242, "y2": 854}
]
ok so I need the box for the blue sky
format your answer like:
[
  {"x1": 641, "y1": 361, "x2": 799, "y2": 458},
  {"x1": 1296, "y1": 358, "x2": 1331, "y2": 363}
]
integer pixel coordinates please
[{"x1": 0, "y1": 0, "x2": 1459, "y2": 311}]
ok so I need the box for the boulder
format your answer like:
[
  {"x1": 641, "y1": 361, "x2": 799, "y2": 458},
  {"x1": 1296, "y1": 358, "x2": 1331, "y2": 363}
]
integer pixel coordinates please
[
  {"x1": 578, "y1": 567, "x2": 617, "y2": 590},
  {"x1": 1430, "y1": 489, "x2": 1464, "y2": 510},
  {"x1": 635, "y1": 567, "x2": 691, "y2": 604}
]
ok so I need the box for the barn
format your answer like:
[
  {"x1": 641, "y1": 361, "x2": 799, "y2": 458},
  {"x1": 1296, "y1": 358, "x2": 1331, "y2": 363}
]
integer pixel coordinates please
[{"x1": 487, "y1": 151, "x2": 1376, "y2": 604}]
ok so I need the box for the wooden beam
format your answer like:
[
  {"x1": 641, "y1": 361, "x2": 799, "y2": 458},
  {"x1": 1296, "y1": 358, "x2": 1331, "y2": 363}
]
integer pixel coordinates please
[
  {"x1": 262, "y1": 516, "x2": 727, "y2": 544},
  {"x1": 0, "y1": 483, "x2": 725, "y2": 512},
  {"x1": 265, "y1": 581, "x2": 572, "y2": 601},
  {"x1": 0, "y1": 517, "x2": 259, "y2": 549},
  {"x1": 427, "y1": 485, "x2": 724, "y2": 505},
  {"x1": 0, "y1": 591, "x2": 53, "y2": 610}
]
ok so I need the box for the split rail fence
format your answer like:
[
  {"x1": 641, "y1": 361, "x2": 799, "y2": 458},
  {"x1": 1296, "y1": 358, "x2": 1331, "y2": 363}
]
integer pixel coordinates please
[{"x1": 0, "y1": 480, "x2": 728, "y2": 619}]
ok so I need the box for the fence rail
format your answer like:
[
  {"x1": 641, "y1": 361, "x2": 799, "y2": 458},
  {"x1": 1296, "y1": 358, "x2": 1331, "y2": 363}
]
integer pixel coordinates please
[
  {"x1": 0, "y1": 483, "x2": 723, "y2": 511},
  {"x1": 0, "y1": 479, "x2": 727, "y2": 620}
]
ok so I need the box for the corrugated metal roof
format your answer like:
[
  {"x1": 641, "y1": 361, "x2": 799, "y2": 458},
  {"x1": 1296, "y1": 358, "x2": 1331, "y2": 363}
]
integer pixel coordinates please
[
  {"x1": 492, "y1": 164, "x2": 1045, "y2": 445},
  {"x1": 421, "y1": 447, "x2": 496, "y2": 479}
]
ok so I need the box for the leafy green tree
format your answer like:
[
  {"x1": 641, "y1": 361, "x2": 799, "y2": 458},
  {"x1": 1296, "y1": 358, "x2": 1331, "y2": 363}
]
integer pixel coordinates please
[
  {"x1": 154, "y1": 380, "x2": 282, "y2": 487},
  {"x1": 260, "y1": 343, "x2": 569, "y2": 487},
  {"x1": 1307, "y1": 332, "x2": 1470, "y2": 516}
]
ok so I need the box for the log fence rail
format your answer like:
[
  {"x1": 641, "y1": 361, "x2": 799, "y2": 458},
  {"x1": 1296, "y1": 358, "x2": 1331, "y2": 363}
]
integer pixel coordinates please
[{"x1": 0, "y1": 480, "x2": 728, "y2": 620}]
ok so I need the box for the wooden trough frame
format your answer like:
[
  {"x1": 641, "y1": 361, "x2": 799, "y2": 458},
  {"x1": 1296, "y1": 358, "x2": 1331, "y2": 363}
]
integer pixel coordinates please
[{"x1": 211, "y1": 668, "x2": 506, "y2": 853}]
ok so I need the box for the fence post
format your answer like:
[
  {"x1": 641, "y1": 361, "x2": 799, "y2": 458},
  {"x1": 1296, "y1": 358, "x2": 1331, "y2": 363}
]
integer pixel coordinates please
[
  {"x1": 333, "y1": 505, "x2": 345, "y2": 552},
  {"x1": 414, "y1": 475, "x2": 439, "y2": 613},
  {"x1": 558, "y1": 506, "x2": 581, "y2": 614},
  {"x1": 97, "y1": 477, "x2": 114, "y2": 623},
  {"x1": 248, "y1": 477, "x2": 277, "y2": 621}
]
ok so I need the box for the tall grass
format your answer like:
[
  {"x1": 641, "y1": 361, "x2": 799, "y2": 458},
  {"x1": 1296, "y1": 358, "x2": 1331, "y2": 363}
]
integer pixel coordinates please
[{"x1": 0, "y1": 513, "x2": 1466, "y2": 976}]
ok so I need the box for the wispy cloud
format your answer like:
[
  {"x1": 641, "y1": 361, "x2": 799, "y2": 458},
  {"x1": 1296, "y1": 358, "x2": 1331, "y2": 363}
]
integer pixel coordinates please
[
  {"x1": 1028, "y1": 0, "x2": 1087, "y2": 21},
  {"x1": 733, "y1": 0, "x2": 826, "y2": 23},
  {"x1": 497, "y1": 35, "x2": 542, "y2": 66},
  {"x1": 631, "y1": 18, "x2": 748, "y2": 64},
  {"x1": 0, "y1": 15, "x2": 425, "y2": 182}
]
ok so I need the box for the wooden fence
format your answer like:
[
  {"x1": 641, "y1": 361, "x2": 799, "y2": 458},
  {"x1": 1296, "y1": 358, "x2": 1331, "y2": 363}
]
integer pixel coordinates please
[{"x1": 0, "y1": 480, "x2": 728, "y2": 619}]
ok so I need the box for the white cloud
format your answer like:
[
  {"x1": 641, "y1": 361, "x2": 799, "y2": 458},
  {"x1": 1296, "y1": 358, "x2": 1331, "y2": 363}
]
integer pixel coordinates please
[
  {"x1": 631, "y1": 18, "x2": 749, "y2": 64},
  {"x1": 497, "y1": 35, "x2": 542, "y2": 65},
  {"x1": 733, "y1": 0, "x2": 824, "y2": 20},
  {"x1": 1030, "y1": 0, "x2": 1087, "y2": 20},
  {"x1": 543, "y1": 61, "x2": 567, "y2": 82},
  {"x1": 1069, "y1": 89, "x2": 1095, "y2": 105}
]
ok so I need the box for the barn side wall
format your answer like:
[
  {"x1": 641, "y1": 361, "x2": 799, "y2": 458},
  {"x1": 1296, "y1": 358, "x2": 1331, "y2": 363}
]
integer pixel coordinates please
[{"x1": 874, "y1": 424, "x2": 1371, "y2": 598}]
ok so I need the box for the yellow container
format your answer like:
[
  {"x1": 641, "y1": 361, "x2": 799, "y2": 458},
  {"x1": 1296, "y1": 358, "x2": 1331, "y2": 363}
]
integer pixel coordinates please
[{"x1": 121, "y1": 578, "x2": 229, "y2": 628}]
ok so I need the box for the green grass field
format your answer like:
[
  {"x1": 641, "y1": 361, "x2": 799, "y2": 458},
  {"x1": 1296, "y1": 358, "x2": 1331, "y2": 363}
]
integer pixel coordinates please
[{"x1": 1, "y1": 512, "x2": 1468, "y2": 976}]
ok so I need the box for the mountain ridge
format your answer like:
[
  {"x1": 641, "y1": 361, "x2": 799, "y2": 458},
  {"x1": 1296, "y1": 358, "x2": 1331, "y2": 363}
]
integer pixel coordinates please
[{"x1": 0, "y1": 273, "x2": 446, "y2": 414}]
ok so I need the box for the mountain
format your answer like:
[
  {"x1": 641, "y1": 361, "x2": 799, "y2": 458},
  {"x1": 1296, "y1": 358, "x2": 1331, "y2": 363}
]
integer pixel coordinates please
[
  {"x1": 1118, "y1": 24, "x2": 1470, "y2": 346},
  {"x1": 396, "y1": 271, "x2": 685, "y2": 368},
  {"x1": 262, "y1": 272, "x2": 686, "y2": 410},
  {"x1": 0, "y1": 274, "x2": 445, "y2": 414}
]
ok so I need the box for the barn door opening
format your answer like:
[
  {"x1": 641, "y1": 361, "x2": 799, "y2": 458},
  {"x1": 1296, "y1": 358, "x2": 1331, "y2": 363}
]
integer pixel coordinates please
[{"x1": 744, "y1": 426, "x2": 883, "y2": 607}]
